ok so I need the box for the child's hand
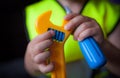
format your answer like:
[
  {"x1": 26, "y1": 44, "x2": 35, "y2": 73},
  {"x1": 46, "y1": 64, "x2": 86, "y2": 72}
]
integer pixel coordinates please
[
  {"x1": 26, "y1": 30, "x2": 55, "y2": 74},
  {"x1": 64, "y1": 13, "x2": 104, "y2": 45}
]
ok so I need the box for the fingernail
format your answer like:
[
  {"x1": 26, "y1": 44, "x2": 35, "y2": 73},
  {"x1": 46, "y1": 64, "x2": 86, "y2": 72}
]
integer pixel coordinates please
[
  {"x1": 77, "y1": 38, "x2": 82, "y2": 41},
  {"x1": 49, "y1": 30, "x2": 55, "y2": 36},
  {"x1": 64, "y1": 25, "x2": 70, "y2": 30},
  {"x1": 64, "y1": 26, "x2": 67, "y2": 30}
]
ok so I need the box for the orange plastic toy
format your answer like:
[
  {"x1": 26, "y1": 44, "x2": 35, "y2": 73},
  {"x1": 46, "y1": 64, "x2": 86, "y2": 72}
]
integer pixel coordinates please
[{"x1": 35, "y1": 10, "x2": 72, "y2": 78}]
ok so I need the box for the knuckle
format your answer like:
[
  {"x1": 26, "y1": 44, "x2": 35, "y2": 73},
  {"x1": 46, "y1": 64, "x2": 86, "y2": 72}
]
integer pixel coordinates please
[
  {"x1": 46, "y1": 39, "x2": 53, "y2": 44},
  {"x1": 78, "y1": 15, "x2": 84, "y2": 19},
  {"x1": 33, "y1": 55, "x2": 42, "y2": 63},
  {"x1": 81, "y1": 23, "x2": 88, "y2": 28},
  {"x1": 70, "y1": 19, "x2": 75, "y2": 25},
  {"x1": 81, "y1": 29, "x2": 92, "y2": 37},
  {"x1": 41, "y1": 69, "x2": 48, "y2": 74},
  {"x1": 34, "y1": 56, "x2": 39, "y2": 63},
  {"x1": 86, "y1": 29, "x2": 93, "y2": 35}
]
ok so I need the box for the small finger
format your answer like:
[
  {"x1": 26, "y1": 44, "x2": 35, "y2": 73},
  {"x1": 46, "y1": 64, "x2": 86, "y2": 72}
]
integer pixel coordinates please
[
  {"x1": 78, "y1": 28, "x2": 96, "y2": 41},
  {"x1": 64, "y1": 13, "x2": 78, "y2": 20},
  {"x1": 32, "y1": 39, "x2": 53, "y2": 56},
  {"x1": 36, "y1": 39, "x2": 53, "y2": 52},
  {"x1": 73, "y1": 22, "x2": 92, "y2": 40},
  {"x1": 38, "y1": 62, "x2": 54, "y2": 74},
  {"x1": 64, "y1": 15, "x2": 87, "y2": 30},
  {"x1": 33, "y1": 30, "x2": 55, "y2": 43},
  {"x1": 34, "y1": 51, "x2": 50, "y2": 64}
]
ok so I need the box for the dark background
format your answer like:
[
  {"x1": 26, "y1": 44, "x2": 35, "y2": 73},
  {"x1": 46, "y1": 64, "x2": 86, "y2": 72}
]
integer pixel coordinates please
[{"x1": 0, "y1": 0, "x2": 38, "y2": 78}]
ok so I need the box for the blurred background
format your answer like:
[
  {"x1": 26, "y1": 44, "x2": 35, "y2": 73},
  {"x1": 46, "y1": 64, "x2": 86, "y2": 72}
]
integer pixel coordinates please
[
  {"x1": 0, "y1": 0, "x2": 119, "y2": 78},
  {"x1": 0, "y1": 0, "x2": 38, "y2": 78}
]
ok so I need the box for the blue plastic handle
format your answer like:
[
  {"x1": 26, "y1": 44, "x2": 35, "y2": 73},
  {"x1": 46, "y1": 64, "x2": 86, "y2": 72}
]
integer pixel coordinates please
[
  {"x1": 64, "y1": 6, "x2": 107, "y2": 69},
  {"x1": 78, "y1": 37, "x2": 107, "y2": 69}
]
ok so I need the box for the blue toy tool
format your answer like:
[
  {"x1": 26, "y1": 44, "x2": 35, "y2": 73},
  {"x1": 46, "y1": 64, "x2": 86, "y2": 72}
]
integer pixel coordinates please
[
  {"x1": 79, "y1": 37, "x2": 106, "y2": 69},
  {"x1": 65, "y1": 6, "x2": 107, "y2": 69}
]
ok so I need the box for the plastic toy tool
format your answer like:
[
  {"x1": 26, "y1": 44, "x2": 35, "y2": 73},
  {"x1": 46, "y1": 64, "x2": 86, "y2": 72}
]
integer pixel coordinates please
[
  {"x1": 65, "y1": 6, "x2": 107, "y2": 69},
  {"x1": 35, "y1": 11, "x2": 72, "y2": 78},
  {"x1": 79, "y1": 37, "x2": 107, "y2": 69}
]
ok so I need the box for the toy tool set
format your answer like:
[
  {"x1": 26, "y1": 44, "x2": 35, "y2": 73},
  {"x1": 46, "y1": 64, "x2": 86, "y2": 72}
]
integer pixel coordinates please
[{"x1": 35, "y1": 8, "x2": 106, "y2": 78}]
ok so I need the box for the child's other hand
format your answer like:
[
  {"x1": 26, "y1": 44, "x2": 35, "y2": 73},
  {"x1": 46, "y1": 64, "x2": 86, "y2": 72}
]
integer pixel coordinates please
[
  {"x1": 26, "y1": 30, "x2": 55, "y2": 74},
  {"x1": 64, "y1": 13, "x2": 104, "y2": 44}
]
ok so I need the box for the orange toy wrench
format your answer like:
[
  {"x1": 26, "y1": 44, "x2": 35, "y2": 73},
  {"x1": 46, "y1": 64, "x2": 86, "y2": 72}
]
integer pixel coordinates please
[{"x1": 35, "y1": 10, "x2": 72, "y2": 78}]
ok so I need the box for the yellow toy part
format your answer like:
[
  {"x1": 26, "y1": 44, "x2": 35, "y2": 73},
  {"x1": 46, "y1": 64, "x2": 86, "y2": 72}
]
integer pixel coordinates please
[{"x1": 35, "y1": 10, "x2": 73, "y2": 78}]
